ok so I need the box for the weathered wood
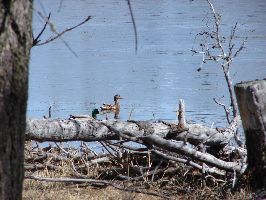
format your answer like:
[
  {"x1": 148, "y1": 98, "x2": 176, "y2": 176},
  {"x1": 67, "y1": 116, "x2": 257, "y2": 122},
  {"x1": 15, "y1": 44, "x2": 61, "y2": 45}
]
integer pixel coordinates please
[
  {"x1": 141, "y1": 135, "x2": 246, "y2": 173},
  {"x1": 177, "y1": 99, "x2": 186, "y2": 128},
  {"x1": 0, "y1": 1, "x2": 32, "y2": 199},
  {"x1": 235, "y1": 79, "x2": 266, "y2": 191},
  {"x1": 26, "y1": 118, "x2": 238, "y2": 147}
]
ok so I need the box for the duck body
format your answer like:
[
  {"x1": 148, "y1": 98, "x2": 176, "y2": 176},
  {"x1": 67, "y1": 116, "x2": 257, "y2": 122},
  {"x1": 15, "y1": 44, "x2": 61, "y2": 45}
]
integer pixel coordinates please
[
  {"x1": 69, "y1": 109, "x2": 100, "y2": 120},
  {"x1": 100, "y1": 94, "x2": 123, "y2": 111}
]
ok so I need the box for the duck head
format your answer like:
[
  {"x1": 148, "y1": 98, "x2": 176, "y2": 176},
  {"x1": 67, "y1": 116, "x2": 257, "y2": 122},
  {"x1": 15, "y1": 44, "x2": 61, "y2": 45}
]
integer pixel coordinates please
[
  {"x1": 114, "y1": 94, "x2": 123, "y2": 102},
  {"x1": 92, "y1": 108, "x2": 100, "y2": 119}
]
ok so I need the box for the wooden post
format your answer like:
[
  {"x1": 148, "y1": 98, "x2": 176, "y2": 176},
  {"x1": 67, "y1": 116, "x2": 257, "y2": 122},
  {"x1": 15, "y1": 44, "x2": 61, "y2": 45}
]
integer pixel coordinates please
[{"x1": 234, "y1": 79, "x2": 266, "y2": 192}]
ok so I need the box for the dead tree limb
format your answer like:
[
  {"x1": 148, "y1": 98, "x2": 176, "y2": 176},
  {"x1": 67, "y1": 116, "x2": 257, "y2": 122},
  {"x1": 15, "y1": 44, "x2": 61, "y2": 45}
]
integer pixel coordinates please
[
  {"x1": 26, "y1": 118, "x2": 237, "y2": 147},
  {"x1": 151, "y1": 149, "x2": 225, "y2": 176},
  {"x1": 141, "y1": 135, "x2": 246, "y2": 173}
]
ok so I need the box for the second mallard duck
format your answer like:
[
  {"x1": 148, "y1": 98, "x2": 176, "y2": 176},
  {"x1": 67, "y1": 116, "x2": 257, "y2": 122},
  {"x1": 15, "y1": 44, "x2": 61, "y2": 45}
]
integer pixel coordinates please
[
  {"x1": 100, "y1": 94, "x2": 123, "y2": 111},
  {"x1": 69, "y1": 108, "x2": 100, "y2": 120}
]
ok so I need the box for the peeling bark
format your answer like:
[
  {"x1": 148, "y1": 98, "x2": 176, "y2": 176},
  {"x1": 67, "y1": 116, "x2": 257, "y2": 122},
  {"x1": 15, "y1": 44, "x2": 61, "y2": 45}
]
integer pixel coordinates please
[{"x1": 26, "y1": 118, "x2": 238, "y2": 147}]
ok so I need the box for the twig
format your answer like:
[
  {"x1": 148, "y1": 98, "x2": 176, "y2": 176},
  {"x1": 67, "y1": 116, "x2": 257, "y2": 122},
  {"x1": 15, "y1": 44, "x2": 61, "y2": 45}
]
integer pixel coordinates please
[
  {"x1": 99, "y1": 141, "x2": 116, "y2": 158},
  {"x1": 151, "y1": 160, "x2": 162, "y2": 183},
  {"x1": 142, "y1": 135, "x2": 246, "y2": 173},
  {"x1": 126, "y1": 0, "x2": 138, "y2": 54},
  {"x1": 57, "y1": 0, "x2": 64, "y2": 12},
  {"x1": 32, "y1": 12, "x2": 51, "y2": 46},
  {"x1": 128, "y1": 108, "x2": 135, "y2": 120},
  {"x1": 33, "y1": 11, "x2": 91, "y2": 57},
  {"x1": 36, "y1": 16, "x2": 91, "y2": 46},
  {"x1": 228, "y1": 22, "x2": 238, "y2": 57},
  {"x1": 206, "y1": 0, "x2": 225, "y2": 57},
  {"x1": 151, "y1": 149, "x2": 225, "y2": 176},
  {"x1": 213, "y1": 97, "x2": 231, "y2": 124}
]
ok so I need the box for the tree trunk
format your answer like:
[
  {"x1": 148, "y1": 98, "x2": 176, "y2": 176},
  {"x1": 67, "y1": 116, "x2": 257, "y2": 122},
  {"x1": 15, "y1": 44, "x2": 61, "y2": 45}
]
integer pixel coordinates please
[
  {"x1": 234, "y1": 79, "x2": 266, "y2": 192},
  {"x1": 0, "y1": 1, "x2": 32, "y2": 199}
]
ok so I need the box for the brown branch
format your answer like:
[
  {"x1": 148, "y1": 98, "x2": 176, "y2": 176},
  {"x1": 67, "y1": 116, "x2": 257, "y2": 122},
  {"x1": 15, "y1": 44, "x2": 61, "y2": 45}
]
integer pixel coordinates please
[
  {"x1": 126, "y1": 0, "x2": 138, "y2": 53},
  {"x1": 36, "y1": 16, "x2": 91, "y2": 46},
  {"x1": 32, "y1": 12, "x2": 51, "y2": 46}
]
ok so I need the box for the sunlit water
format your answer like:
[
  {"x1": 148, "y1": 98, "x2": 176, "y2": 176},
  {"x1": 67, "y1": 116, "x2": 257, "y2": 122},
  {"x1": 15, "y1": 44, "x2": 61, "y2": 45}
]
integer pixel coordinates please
[{"x1": 28, "y1": 0, "x2": 266, "y2": 131}]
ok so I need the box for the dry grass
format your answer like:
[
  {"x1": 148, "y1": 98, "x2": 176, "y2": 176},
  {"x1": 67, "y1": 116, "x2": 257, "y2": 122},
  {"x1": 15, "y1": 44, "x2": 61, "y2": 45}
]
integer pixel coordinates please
[
  {"x1": 23, "y1": 182, "x2": 155, "y2": 200},
  {"x1": 23, "y1": 177, "x2": 253, "y2": 200}
]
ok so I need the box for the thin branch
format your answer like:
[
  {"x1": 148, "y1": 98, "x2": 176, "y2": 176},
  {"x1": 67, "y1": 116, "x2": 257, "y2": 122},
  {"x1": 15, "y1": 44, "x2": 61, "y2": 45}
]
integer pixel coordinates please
[
  {"x1": 151, "y1": 149, "x2": 225, "y2": 176},
  {"x1": 57, "y1": 0, "x2": 64, "y2": 12},
  {"x1": 228, "y1": 22, "x2": 238, "y2": 57},
  {"x1": 213, "y1": 97, "x2": 231, "y2": 124},
  {"x1": 32, "y1": 12, "x2": 51, "y2": 46},
  {"x1": 126, "y1": 0, "x2": 138, "y2": 54},
  {"x1": 33, "y1": 10, "x2": 91, "y2": 57},
  {"x1": 141, "y1": 134, "x2": 246, "y2": 173},
  {"x1": 221, "y1": 64, "x2": 238, "y2": 118},
  {"x1": 206, "y1": 0, "x2": 226, "y2": 57},
  {"x1": 233, "y1": 38, "x2": 247, "y2": 58},
  {"x1": 36, "y1": 16, "x2": 91, "y2": 46}
]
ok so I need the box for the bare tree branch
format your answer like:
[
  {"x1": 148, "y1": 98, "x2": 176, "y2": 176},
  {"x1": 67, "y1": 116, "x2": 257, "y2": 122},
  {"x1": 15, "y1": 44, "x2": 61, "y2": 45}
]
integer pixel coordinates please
[
  {"x1": 35, "y1": 15, "x2": 91, "y2": 46},
  {"x1": 32, "y1": 12, "x2": 51, "y2": 46},
  {"x1": 32, "y1": 9, "x2": 91, "y2": 57},
  {"x1": 141, "y1": 135, "x2": 246, "y2": 173},
  {"x1": 206, "y1": 0, "x2": 226, "y2": 57},
  {"x1": 213, "y1": 97, "x2": 231, "y2": 124},
  {"x1": 126, "y1": 0, "x2": 138, "y2": 53}
]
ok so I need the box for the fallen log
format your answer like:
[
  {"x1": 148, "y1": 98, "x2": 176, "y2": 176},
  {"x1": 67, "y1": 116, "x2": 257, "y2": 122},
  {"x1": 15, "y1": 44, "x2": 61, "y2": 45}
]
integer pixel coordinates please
[{"x1": 26, "y1": 117, "x2": 238, "y2": 147}]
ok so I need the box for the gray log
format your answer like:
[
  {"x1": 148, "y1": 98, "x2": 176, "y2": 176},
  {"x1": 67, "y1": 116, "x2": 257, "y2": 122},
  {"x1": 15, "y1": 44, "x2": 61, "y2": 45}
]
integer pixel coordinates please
[
  {"x1": 26, "y1": 117, "x2": 237, "y2": 147},
  {"x1": 235, "y1": 79, "x2": 266, "y2": 191}
]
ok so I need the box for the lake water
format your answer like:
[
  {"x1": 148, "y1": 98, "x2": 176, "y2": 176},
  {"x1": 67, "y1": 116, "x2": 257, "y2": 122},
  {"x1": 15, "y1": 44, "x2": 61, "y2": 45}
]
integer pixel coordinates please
[{"x1": 28, "y1": 0, "x2": 266, "y2": 128}]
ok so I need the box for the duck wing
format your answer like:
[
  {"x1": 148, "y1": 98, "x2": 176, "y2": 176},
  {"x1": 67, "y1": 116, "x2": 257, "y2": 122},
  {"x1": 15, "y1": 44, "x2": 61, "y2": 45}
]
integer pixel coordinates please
[{"x1": 100, "y1": 103, "x2": 112, "y2": 110}]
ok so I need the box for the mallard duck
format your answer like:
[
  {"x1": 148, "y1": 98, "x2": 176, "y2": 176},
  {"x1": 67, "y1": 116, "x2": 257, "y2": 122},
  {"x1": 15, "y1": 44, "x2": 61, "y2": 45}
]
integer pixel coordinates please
[
  {"x1": 69, "y1": 109, "x2": 100, "y2": 120},
  {"x1": 100, "y1": 94, "x2": 123, "y2": 111}
]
